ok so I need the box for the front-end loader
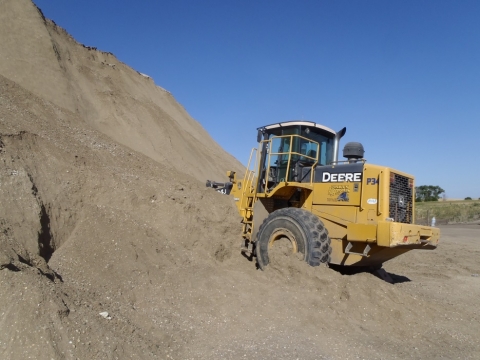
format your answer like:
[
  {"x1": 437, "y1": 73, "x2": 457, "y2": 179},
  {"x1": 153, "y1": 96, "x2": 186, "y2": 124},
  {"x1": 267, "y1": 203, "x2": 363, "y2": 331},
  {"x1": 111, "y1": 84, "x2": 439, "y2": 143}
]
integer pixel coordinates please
[{"x1": 207, "y1": 121, "x2": 439, "y2": 269}]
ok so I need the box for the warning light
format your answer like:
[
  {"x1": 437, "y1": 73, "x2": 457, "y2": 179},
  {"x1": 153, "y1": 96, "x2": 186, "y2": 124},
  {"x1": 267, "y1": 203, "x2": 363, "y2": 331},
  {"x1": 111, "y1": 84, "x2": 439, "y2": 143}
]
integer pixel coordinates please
[{"x1": 403, "y1": 236, "x2": 408, "y2": 243}]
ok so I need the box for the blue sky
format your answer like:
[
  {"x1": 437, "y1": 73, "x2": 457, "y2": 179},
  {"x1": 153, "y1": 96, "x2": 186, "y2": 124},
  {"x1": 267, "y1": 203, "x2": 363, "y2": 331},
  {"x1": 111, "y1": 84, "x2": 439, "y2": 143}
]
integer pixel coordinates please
[{"x1": 33, "y1": 0, "x2": 479, "y2": 199}]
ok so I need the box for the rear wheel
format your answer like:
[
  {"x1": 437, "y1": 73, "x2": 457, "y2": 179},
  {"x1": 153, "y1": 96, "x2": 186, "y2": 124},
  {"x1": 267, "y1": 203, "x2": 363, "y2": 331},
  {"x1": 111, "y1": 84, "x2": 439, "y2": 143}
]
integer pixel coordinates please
[{"x1": 255, "y1": 207, "x2": 331, "y2": 269}]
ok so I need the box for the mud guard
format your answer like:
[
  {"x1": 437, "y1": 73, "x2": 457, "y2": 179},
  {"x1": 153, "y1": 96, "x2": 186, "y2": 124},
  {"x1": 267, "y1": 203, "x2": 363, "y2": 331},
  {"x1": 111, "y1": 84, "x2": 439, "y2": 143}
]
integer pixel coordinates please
[{"x1": 251, "y1": 199, "x2": 270, "y2": 243}]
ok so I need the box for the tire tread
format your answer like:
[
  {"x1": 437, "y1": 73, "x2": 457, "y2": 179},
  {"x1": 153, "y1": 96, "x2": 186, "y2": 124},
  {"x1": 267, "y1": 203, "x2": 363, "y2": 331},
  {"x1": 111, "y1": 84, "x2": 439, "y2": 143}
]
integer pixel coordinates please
[{"x1": 255, "y1": 207, "x2": 332, "y2": 269}]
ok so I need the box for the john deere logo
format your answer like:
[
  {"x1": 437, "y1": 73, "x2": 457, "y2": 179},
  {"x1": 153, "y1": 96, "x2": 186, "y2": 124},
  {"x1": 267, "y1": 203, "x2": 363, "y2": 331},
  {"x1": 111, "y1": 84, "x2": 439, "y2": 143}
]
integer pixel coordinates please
[
  {"x1": 322, "y1": 172, "x2": 362, "y2": 183},
  {"x1": 328, "y1": 185, "x2": 349, "y2": 197}
]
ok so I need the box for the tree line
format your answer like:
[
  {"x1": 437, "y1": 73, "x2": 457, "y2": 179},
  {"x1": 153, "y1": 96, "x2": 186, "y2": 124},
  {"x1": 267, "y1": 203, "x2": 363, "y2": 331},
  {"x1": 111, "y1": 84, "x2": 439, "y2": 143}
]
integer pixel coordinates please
[{"x1": 415, "y1": 185, "x2": 444, "y2": 202}]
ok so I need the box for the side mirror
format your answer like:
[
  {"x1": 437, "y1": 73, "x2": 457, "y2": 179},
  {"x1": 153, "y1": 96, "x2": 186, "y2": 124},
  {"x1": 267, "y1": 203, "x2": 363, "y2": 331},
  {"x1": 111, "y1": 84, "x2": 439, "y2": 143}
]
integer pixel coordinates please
[{"x1": 257, "y1": 129, "x2": 263, "y2": 143}]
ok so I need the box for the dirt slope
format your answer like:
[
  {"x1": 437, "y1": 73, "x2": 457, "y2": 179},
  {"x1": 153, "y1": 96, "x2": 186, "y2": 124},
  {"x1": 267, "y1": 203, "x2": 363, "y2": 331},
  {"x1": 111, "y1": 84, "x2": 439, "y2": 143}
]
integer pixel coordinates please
[
  {"x1": 0, "y1": 73, "x2": 243, "y2": 358},
  {"x1": 0, "y1": 0, "x2": 242, "y2": 183},
  {"x1": 1, "y1": 1, "x2": 479, "y2": 359}
]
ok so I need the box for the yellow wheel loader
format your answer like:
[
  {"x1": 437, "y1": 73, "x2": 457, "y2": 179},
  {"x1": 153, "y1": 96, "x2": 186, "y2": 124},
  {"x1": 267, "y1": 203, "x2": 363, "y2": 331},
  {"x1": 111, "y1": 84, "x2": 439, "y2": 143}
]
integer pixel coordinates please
[{"x1": 207, "y1": 121, "x2": 439, "y2": 269}]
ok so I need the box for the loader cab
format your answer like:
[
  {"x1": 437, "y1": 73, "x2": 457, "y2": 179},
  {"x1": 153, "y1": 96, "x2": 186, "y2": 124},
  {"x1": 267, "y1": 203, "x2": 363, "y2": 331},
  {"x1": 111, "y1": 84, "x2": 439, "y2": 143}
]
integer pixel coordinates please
[{"x1": 256, "y1": 121, "x2": 339, "y2": 193}]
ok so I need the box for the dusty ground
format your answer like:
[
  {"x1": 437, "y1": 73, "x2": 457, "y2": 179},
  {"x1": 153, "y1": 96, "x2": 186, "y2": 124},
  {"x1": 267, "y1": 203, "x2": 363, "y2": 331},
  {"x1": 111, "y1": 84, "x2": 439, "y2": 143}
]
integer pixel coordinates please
[{"x1": 1, "y1": 1, "x2": 479, "y2": 359}]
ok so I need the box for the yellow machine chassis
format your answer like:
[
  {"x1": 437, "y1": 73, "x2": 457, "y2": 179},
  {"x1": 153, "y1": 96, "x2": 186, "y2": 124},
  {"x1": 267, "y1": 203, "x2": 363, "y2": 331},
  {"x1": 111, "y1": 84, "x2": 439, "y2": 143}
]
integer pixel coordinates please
[{"x1": 225, "y1": 134, "x2": 439, "y2": 267}]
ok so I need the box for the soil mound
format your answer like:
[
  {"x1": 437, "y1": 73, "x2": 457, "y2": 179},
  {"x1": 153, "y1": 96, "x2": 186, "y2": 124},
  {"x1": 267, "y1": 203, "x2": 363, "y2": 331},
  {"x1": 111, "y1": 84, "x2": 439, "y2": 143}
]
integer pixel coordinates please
[
  {"x1": 1, "y1": 1, "x2": 479, "y2": 359},
  {"x1": 0, "y1": 72, "x2": 242, "y2": 358},
  {"x1": 0, "y1": 0, "x2": 242, "y2": 183}
]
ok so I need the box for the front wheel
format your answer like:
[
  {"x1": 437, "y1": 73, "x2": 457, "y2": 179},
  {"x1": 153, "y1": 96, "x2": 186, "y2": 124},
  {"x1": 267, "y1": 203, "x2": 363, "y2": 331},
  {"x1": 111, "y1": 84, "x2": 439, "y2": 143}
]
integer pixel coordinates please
[{"x1": 255, "y1": 207, "x2": 331, "y2": 270}]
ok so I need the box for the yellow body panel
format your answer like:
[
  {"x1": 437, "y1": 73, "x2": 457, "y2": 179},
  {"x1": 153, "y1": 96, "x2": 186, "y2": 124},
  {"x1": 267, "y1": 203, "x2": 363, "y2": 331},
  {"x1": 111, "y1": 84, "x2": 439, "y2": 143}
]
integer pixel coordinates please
[{"x1": 377, "y1": 221, "x2": 440, "y2": 247}]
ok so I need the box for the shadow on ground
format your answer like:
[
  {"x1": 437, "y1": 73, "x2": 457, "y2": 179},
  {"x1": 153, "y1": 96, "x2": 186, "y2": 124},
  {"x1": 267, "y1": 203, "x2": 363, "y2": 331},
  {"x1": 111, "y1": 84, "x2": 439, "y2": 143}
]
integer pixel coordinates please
[{"x1": 329, "y1": 264, "x2": 411, "y2": 284}]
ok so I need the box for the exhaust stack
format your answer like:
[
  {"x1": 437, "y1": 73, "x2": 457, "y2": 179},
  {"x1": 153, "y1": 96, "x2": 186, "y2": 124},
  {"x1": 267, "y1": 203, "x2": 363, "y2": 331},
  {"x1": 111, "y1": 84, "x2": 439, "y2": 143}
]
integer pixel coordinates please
[{"x1": 332, "y1": 127, "x2": 347, "y2": 164}]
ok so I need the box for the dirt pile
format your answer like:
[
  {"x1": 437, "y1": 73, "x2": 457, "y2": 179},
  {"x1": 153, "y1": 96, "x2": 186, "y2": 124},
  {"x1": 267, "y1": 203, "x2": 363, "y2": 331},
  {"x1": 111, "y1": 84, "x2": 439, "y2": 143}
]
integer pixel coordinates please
[
  {"x1": 0, "y1": 0, "x2": 242, "y2": 183},
  {"x1": 0, "y1": 72, "x2": 242, "y2": 358},
  {"x1": 1, "y1": 1, "x2": 480, "y2": 359}
]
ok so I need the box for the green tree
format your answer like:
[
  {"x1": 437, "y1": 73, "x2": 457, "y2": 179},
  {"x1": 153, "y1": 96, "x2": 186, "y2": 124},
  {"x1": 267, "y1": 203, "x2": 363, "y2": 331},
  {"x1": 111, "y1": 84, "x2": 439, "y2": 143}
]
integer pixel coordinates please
[
  {"x1": 415, "y1": 185, "x2": 445, "y2": 202},
  {"x1": 465, "y1": 197, "x2": 472, "y2": 200}
]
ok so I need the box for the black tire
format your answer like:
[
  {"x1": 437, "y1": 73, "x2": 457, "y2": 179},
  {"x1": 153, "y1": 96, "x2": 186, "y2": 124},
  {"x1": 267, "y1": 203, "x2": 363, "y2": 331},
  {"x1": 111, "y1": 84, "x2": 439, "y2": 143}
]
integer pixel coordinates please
[{"x1": 255, "y1": 207, "x2": 331, "y2": 269}]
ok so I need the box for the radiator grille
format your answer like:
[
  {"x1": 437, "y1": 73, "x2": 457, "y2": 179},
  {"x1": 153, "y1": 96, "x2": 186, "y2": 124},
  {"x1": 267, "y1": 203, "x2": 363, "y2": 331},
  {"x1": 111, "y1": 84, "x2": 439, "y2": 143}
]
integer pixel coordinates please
[{"x1": 389, "y1": 173, "x2": 413, "y2": 224}]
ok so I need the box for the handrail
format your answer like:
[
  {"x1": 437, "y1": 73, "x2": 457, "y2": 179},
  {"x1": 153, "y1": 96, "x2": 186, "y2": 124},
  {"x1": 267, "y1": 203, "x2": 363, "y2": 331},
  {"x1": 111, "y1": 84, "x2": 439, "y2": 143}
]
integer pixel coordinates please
[
  {"x1": 265, "y1": 134, "x2": 320, "y2": 187},
  {"x1": 268, "y1": 134, "x2": 319, "y2": 161},
  {"x1": 242, "y1": 148, "x2": 257, "y2": 201},
  {"x1": 377, "y1": 170, "x2": 383, "y2": 216}
]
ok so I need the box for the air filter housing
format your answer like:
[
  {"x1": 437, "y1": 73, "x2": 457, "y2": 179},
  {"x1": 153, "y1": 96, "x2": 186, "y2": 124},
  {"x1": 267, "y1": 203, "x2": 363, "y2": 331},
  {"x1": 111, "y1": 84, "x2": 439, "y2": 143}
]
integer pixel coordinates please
[{"x1": 343, "y1": 142, "x2": 364, "y2": 161}]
